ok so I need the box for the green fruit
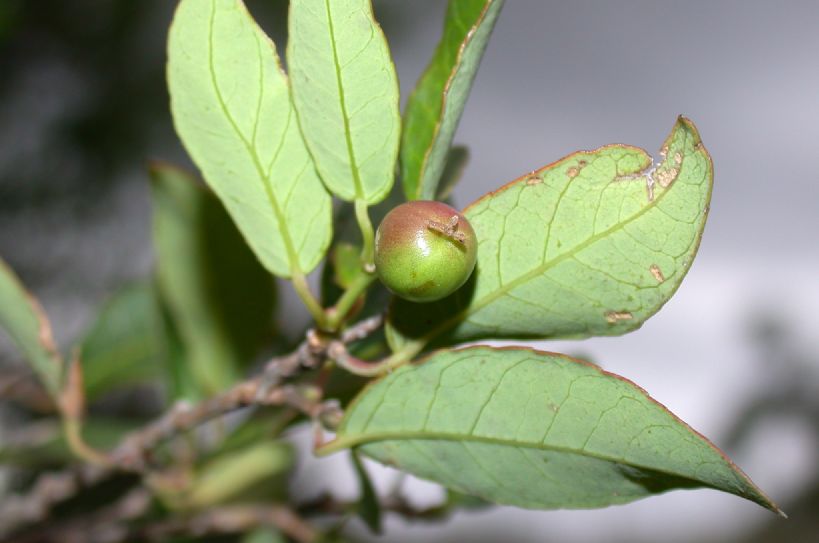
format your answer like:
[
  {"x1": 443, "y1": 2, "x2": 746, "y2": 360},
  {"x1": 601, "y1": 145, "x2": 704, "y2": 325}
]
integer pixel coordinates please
[{"x1": 374, "y1": 201, "x2": 477, "y2": 302}]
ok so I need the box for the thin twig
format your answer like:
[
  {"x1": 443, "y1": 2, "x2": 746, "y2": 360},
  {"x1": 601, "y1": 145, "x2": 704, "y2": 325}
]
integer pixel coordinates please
[{"x1": 0, "y1": 316, "x2": 385, "y2": 539}]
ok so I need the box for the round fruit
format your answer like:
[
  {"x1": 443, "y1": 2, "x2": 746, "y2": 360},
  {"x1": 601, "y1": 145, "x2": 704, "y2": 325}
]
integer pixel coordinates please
[{"x1": 374, "y1": 200, "x2": 477, "y2": 302}]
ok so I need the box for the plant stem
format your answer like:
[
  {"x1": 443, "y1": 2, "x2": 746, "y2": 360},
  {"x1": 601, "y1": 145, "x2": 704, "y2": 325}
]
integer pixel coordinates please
[
  {"x1": 326, "y1": 271, "x2": 375, "y2": 330},
  {"x1": 63, "y1": 418, "x2": 111, "y2": 467},
  {"x1": 355, "y1": 198, "x2": 375, "y2": 269},
  {"x1": 290, "y1": 270, "x2": 327, "y2": 329},
  {"x1": 327, "y1": 340, "x2": 419, "y2": 378}
]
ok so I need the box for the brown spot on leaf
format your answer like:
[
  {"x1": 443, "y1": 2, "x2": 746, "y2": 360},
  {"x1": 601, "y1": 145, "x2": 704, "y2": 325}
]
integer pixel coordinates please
[
  {"x1": 566, "y1": 160, "x2": 588, "y2": 179},
  {"x1": 649, "y1": 264, "x2": 665, "y2": 283},
  {"x1": 525, "y1": 174, "x2": 541, "y2": 185},
  {"x1": 674, "y1": 152, "x2": 683, "y2": 165},
  {"x1": 655, "y1": 167, "x2": 679, "y2": 188},
  {"x1": 605, "y1": 311, "x2": 634, "y2": 324}
]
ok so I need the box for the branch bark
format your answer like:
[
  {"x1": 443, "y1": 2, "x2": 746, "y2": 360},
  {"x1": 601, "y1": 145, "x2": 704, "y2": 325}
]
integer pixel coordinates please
[{"x1": 0, "y1": 316, "x2": 384, "y2": 540}]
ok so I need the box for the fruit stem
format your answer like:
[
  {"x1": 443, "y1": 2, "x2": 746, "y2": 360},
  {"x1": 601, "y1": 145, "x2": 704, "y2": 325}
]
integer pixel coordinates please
[
  {"x1": 327, "y1": 340, "x2": 418, "y2": 377},
  {"x1": 354, "y1": 198, "x2": 375, "y2": 270},
  {"x1": 326, "y1": 271, "x2": 375, "y2": 331}
]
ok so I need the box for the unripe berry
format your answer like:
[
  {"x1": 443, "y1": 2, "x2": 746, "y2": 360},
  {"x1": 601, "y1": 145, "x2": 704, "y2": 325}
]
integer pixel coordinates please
[{"x1": 374, "y1": 201, "x2": 477, "y2": 302}]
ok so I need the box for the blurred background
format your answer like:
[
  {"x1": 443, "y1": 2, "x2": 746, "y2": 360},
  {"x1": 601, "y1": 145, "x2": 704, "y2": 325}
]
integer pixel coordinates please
[{"x1": 1, "y1": 0, "x2": 817, "y2": 541}]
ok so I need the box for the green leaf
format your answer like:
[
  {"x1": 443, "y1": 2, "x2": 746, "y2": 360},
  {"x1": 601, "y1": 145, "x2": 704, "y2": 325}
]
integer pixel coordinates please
[
  {"x1": 401, "y1": 0, "x2": 504, "y2": 201},
  {"x1": 288, "y1": 0, "x2": 400, "y2": 204},
  {"x1": 150, "y1": 164, "x2": 275, "y2": 395},
  {"x1": 320, "y1": 346, "x2": 782, "y2": 514},
  {"x1": 242, "y1": 530, "x2": 286, "y2": 543},
  {"x1": 351, "y1": 451, "x2": 382, "y2": 534},
  {"x1": 168, "y1": 0, "x2": 332, "y2": 277},
  {"x1": 436, "y1": 146, "x2": 470, "y2": 201},
  {"x1": 387, "y1": 117, "x2": 712, "y2": 352},
  {"x1": 0, "y1": 418, "x2": 137, "y2": 467},
  {"x1": 79, "y1": 282, "x2": 164, "y2": 400},
  {"x1": 185, "y1": 441, "x2": 293, "y2": 508},
  {"x1": 331, "y1": 242, "x2": 364, "y2": 291},
  {"x1": 0, "y1": 258, "x2": 62, "y2": 396}
]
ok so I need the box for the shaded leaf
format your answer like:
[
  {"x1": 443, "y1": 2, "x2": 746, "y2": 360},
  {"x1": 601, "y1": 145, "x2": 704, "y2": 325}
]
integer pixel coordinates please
[
  {"x1": 387, "y1": 117, "x2": 712, "y2": 352},
  {"x1": 436, "y1": 146, "x2": 470, "y2": 201},
  {"x1": 0, "y1": 257, "x2": 62, "y2": 396},
  {"x1": 401, "y1": 0, "x2": 503, "y2": 201},
  {"x1": 242, "y1": 529, "x2": 286, "y2": 543},
  {"x1": 184, "y1": 441, "x2": 293, "y2": 508},
  {"x1": 321, "y1": 346, "x2": 781, "y2": 514},
  {"x1": 79, "y1": 282, "x2": 164, "y2": 400},
  {"x1": 150, "y1": 163, "x2": 275, "y2": 395},
  {"x1": 0, "y1": 418, "x2": 136, "y2": 467},
  {"x1": 168, "y1": 0, "x2": 332, "y2": 277},
  {"x1": 288, "y1": 0, "x2": 400, "y2": 203},
  {"x1": 351, "y1": 451, "x2": 382, "y2": 534}
]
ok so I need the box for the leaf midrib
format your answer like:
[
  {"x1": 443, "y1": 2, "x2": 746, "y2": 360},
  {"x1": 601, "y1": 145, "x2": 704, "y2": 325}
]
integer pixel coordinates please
[
  {"x1": 421, "y1": 147, "x2": 691, "y2": 346},
  {"x1": 323, "y1": 430, "x2": 722, "y2": 490},
  {"x1": 323, "y1": 0, "x2": 365, "y2": 200},
  {"x1": 206, "y1": 0, "x2": 302, "y2": 276}
]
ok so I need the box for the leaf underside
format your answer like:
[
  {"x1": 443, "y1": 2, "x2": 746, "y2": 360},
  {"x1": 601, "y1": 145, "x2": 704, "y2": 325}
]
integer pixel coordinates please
[
  {"x1": 322, "y1": 346, "x2": 781, "y2": 514},
  {"x1": 401, "y1": 0, "x2": 504, "y2": 201},
  {"x1": 388, "y1": 117, "x2": 712, "y2": 352},
  {"x1": 168, "y1": 0, "x2": 332, "y2": 277},
  {"x1": 288, "y1": 0, "x2": 400, "y2": 204}
]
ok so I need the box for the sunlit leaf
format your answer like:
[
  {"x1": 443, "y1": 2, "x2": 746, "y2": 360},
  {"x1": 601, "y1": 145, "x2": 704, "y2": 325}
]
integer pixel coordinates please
[
  {"x1": 321, "y1": 346, "x2": 781, "y2": 514},
  {"x1": 168, "y1": 0, "x2": 332, "y2": 277},
  {"x1": 401, "y1": 0, "x2": 503, "y2": 201},
  {"x1": 0, "y1": 257, "x2": 62, "y2": 396},
  {"x1": 288, "y1": 0, "x2": 400, "y2": 203},
  {"x1": 388, "y1": 117, "x2": 712, "y2": 352}
]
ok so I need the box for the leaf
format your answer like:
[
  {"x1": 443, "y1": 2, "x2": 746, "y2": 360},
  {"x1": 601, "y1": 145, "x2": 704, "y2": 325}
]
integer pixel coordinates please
[
  {"x1": 168, "y1": 0, "x2": 332, "y2": 277},
  {"x1": 351, "y1": 451, "x2": 382, "y2": 534},
  {"x1": 288, "y1": 0, "x2": 400, "y2": 204},
  {"x1": 401, "y1": 0, "x2": 504, "y2": 201},
  {"x1": 150, "y1": 164, "x2": 275, "y2": 395},
  {"x1": 185, "y1": 441, "x2": 293, "y2": 508},
  {"x1": 320, "y1": 346, "x2": 782, "y2": 514},
  {"x1": 331, "y1": 242, "x2": 364, "y2": 291},
  {"x1": 79, "y1": 283, "x2": 164, "y2": 400},
  {"x1": 436, "y1": 146, "x2": 470, "y2": 201},
  {"x1": 387, "y1": 117, "x2": 712, "y2": 352},
  {"x1": 242, "y1": 530, "x2": 286, "y2": 543},
  {"x1": 0, "y1": 257, "x2": 62, "y2": 396},
  {"x1": 0, "y1": 418, "x2": 136, "y2": 467}
]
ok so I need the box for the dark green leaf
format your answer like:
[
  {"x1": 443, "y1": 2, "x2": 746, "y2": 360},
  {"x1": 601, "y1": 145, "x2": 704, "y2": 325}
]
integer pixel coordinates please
[
  {"x1": 79, "y1": 282, "x2": 164, "y2": 400},
  {"x1": 401, "y1": 0, "x2": 503, "y2": 200},
  {"x1": 351, "y1": 451, "x2": 382, "y2": 534},
  {"x1": 150, "y1": 163, "x2": 275, "y2": 395}
]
